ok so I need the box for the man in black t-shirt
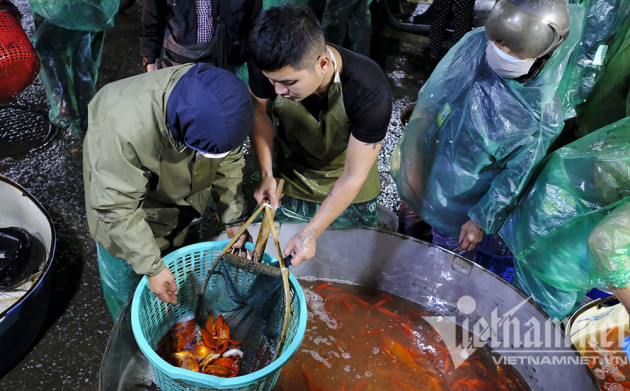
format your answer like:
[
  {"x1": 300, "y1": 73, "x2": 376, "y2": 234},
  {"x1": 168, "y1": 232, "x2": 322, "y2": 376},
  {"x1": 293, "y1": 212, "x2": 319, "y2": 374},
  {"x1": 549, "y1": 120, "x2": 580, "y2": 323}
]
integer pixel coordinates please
[{"x1": 248, "y1": 4, "x2": 392, "y2": 265}]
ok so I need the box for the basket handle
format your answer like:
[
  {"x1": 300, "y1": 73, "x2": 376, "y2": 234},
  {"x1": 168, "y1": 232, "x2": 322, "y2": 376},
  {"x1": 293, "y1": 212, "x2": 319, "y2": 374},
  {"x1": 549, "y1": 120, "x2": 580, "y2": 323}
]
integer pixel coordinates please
[
  {"x1": 268, "y1": 212, "x2": 292, "y2": 359},
  {"x1": 218, "y1": 179, "x2": 284, "y2": 257},
  {"x1": 252, "y1": 178, "x2": 284, "y2": 262}
]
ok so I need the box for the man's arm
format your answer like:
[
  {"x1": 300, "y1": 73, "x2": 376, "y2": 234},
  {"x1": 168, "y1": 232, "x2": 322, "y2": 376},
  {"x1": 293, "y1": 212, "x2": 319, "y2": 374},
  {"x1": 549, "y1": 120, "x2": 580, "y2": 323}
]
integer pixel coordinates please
[
  {"x1": 284, "y1": 135, "x2": 382, "y2": 265},
  {"x1": 211, "y1": 145, "x2": 252, "y2": 257},
  {"x1": 468, "y1": 138, "x2": 550, "y2": 236},
  {"x1": 84, "y1": 118, "x2": 174, "y2": 304},
  {"x1": 250, "y1": 91, "x2": 281, "y2": 208},
  {"x1": 458, "y1": 219, "x2": 484, "y2": 251},
  {"x1": 140, "y1": 0, "x2": 168, "y2": 69}
]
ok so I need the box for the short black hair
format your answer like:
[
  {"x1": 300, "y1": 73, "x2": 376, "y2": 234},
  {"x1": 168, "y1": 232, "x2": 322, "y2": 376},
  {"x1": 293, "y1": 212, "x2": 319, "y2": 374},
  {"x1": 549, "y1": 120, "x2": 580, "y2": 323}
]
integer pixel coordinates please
[{"x1": 249, "y1": 4, "x2": 326, "y2": 72}]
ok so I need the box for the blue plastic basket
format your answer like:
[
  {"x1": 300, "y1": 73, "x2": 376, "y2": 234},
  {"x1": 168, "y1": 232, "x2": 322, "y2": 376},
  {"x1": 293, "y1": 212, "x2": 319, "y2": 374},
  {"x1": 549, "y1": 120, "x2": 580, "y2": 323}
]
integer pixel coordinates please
[
  {"x1": 474, "y1": 234, "x2": 515, "y2": 283},
  {"x1": 131, "y1": 240, "x2": 307, "y2": 391}
]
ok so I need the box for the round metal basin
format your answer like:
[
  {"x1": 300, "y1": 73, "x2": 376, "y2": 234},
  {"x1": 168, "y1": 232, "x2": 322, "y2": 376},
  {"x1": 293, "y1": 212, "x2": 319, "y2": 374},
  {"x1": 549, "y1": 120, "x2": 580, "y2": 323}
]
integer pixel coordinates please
[
  {"x1": 0, "y1": 174, "x2": 56, "y2": 375},
  {"x1": 101, "y1": 224, "x2": 598, "y2": 390}
]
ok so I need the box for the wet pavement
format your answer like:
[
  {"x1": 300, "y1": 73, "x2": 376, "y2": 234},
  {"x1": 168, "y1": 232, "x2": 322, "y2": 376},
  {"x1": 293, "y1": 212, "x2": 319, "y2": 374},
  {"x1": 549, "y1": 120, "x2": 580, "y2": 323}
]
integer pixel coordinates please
[{"x1": 0, "y1": 2, "x2": 436, "y2": 390}]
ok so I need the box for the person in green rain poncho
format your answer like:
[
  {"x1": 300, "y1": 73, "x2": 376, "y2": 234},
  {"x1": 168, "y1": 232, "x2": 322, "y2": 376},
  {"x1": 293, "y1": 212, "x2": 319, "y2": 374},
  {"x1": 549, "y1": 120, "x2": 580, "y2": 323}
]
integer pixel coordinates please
[
  {"x1": 499, "y1": 18, "x2": 630, "y2": 320},
  {"x1": 500, "y1": 117, "x2": 630, "y2": 320},
  {"x1": 391, "y1": 0, "x2": 583, "y2": 257},
  {"x1": 247, "y1": 4, "x2": 392, "y2": 265},
  {"x1": 28, "y1": 0, "x2": 119, "y2": 133}
]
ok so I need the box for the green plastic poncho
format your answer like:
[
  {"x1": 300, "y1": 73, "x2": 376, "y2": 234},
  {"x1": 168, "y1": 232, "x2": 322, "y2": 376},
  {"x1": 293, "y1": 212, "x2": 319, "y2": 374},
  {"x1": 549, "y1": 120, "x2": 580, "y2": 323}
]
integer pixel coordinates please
[
  {"x1": 558, "y1": 0, "x2": 630, "y2": 118},
  {"x1": 575, "y1": 11, "x2": 630, "y2": 135},
  {"x1": 28, "y1": 0, "x2": 120, "y2": 132},
  {"x1": 499, "y1": 117, "x2": 630, "y2": 320},
  {"x1": 266, "y1": 195, "x2": 378, "y2": 228},
  {"x1": 28, "y1": 0, "x2": 119, "y2": 31},
  {"x1": 321, "y1": 0, "x2": 373, "y2": 55},
  {"x1": 390, "y1": 7, "x2": 584, "y2": 239},
  {"x1": 262, "y1": 0, "x2": 310, "y2": 9}
]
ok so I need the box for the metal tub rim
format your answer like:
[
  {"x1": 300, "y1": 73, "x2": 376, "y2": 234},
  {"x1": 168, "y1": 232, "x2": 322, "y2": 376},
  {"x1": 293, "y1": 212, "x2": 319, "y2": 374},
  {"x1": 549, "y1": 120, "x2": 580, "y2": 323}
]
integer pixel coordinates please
[
  {"x1": 0, "y1": 174, "x2": 56, "y2": 319},
  {"x1": 101, "y1": 225, "x2": 599, "y2": 390}
]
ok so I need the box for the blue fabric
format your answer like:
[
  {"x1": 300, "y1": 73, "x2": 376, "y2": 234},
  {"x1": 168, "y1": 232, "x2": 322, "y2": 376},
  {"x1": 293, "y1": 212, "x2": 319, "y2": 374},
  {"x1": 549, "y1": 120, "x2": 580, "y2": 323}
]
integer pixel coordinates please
[
  {"x1": 166, "y1": 63, "x2": 253, "y2": 154},
  {"x1": 96, "y1": 244, "x2": 142, "y2": 320}
]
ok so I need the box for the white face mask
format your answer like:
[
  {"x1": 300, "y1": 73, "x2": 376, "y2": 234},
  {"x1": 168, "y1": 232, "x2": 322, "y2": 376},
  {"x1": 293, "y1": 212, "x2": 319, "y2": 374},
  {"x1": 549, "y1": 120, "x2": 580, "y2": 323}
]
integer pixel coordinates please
[{"x1": 485, "y1": 42, "x2": 536, "y2": 79}]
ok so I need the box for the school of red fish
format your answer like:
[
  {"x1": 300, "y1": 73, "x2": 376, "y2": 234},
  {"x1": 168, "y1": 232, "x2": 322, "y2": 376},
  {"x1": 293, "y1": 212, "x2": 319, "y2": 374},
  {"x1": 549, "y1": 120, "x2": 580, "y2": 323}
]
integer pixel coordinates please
[
  {"x1": 274, "y1": 281, "x2": 528, "y2": 390},
  {"x1": 156, "y1": 314, "x2": 243, "y2": 377}
]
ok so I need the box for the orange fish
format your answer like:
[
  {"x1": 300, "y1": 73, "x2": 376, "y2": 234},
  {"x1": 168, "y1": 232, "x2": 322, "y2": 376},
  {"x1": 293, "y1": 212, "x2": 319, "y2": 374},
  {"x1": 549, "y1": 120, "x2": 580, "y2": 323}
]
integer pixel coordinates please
[{"x1": 173, "y1": 351, "x2": 199, "y2": 372}]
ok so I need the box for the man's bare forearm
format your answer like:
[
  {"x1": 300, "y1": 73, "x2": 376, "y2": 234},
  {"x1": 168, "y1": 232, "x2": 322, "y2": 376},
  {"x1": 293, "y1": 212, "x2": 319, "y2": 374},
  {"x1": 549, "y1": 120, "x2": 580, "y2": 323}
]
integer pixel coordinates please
[
  {"x1": 302, "y1": 173, "x2": 364, "y2": 238},
  {"x1": 250, "y1": 94, "x2": 274, "y2": 177}
]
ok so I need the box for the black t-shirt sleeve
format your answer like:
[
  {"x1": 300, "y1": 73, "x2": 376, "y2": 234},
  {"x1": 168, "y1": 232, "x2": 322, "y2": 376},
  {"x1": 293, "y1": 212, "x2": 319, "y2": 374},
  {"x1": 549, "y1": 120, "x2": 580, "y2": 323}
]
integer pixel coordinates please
[
  {"x1": 247, "y1": 47, "x2": 392, "y2": 144},
  {"x1": 337, "y1": 47, "x2": 392, "y2": 144},
  {"x1": 248, "y1": 59, "x2": 276, "y2": 99}
]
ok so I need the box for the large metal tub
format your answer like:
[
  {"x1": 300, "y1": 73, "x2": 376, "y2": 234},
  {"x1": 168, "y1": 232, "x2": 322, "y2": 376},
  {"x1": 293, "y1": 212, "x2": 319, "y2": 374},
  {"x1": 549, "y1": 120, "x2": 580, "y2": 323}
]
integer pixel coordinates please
[
  {"x1": 0, "y1": 174, "x2": 56, "y2": 375},
  {"x1": 101, "y1": 224, "x2": 598, "y2": 390}
]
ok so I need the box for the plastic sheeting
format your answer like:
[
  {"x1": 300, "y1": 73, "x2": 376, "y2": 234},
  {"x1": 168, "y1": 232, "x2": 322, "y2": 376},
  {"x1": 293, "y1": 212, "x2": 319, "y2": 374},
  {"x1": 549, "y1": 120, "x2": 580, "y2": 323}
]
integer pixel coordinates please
[
  {"x1": 321, "y1": 0, "x2": 373, "y2": 55},
  {"x1": 97, "y1": 244, "x2": 142, "y2": 320},
  {"x1": 500, "y1": 117, "x2": 630, "y2": 320},
  {"x1": 558, "y1": 0, "x2": 630, "y2": 119},
  {"x1": 266, "y1": 195, "x2": 378, "y2": 229},
  {"x1": 390, "y1": 6, "x2": 584, "y2": 239},
  {"x1": 588, "y1": 202, "x2": 630, "y2": 287},
  {"x1": 28, "y1": 0, "x2": 119, "y2": 133},
  {"x1": 262, "y1": 0, "x2": 310, "y2": 9},
  {"x1": 28, "y1": 0, "x2": 119, "y2": 32},
  {"x1": 32, "y1": 20, "x2": 104, "y2": 132},
  {"x1": 575, "y1": 12, "x2": 630, "y2": 135}
]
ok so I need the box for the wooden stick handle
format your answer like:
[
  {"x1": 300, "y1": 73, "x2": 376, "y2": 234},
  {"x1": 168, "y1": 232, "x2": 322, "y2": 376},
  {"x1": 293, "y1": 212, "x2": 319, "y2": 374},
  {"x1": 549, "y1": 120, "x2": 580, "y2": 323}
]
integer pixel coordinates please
[
  {"x1": 269, "y1": 202, "x2": 292, "y2": 359},
  {"x1": 252, "y1": 178, "x2": 285, "y2": 262},
  {"x1": 219, "y1": 203, "x2": 266, "y2": 255}
]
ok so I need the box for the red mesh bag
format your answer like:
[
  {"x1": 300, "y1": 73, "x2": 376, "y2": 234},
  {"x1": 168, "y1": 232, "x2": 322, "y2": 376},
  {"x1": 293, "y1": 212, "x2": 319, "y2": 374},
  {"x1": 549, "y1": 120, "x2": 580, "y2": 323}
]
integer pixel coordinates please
[{"x1": 0, "y1": 11, "x2": 40, "y2": 100}]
